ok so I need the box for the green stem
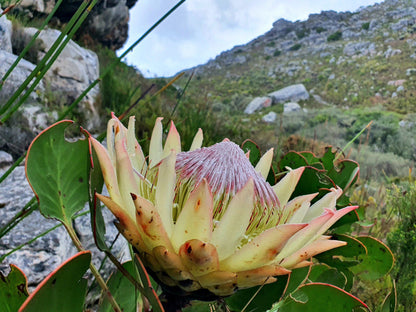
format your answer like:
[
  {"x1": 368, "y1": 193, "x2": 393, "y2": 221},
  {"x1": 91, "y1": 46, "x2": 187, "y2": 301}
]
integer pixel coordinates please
[
  {"x1": 0, "y1": 197, "x2": 37, "y2": 238},
  {"x1": 0, "y1": 152, "x2": 25, "y2": 184},
  {"x1": 335, "y1": 121, "x2": 373, "y2": 162},
  {"x1": 65, "y1": 222, "x2": 122, "y2": 312}
]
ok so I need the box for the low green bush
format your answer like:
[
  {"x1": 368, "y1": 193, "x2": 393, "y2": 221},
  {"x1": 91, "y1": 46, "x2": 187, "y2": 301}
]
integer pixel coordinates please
[
  {"x1": 327, "y1": 31, "x2": 342, "y2": 42},
  {"x1": 361, "y1": 22, "x2": 370, "y2": 30},
  {"x1": 387, "y1": 181, "x2": 416, "y2": 311},
  {"x1": 289, "y1": 43, "x2": 302, "y2": 51}
]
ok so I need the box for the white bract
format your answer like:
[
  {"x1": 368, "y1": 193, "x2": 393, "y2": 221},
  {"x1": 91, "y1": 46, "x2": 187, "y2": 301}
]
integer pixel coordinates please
[{"x1": 91, "y1": 115, "x2": 356, "y2": 296}]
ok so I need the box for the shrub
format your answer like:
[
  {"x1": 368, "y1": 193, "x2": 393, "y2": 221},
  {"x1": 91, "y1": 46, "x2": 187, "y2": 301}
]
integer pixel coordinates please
[
  {"x1": 387, "y1": 181, "x2": 416, "y2": 311},
  {"x1": 315, "y1": 26, "x2": 327, "y2": 33},
  {"x1": 289, "y1": 43, "x2": 302, "y2": 51},
  {"x1": 327, "y1": 31, "x2": 342, "y2": 42},
  {"x1": 362, "y1": 22, "x2": 370, "y2": 30},
  {"x1": 296, "y1": 28, "x2": 310, "y2": 39},
  {"x1": 273, "y1": 49, "x2": 281, "y2": 57}
]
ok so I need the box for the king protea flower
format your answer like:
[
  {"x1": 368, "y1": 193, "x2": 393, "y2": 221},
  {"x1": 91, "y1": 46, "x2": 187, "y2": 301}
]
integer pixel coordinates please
[{"x1": 90, "y1": 114, "x2": 357, "y2": 298}]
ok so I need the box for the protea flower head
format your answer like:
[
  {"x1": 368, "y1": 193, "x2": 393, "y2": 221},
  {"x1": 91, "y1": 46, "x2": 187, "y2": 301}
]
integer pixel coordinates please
[{"x1": 90, "y1": 114, "x2": 357, "y2": 298}]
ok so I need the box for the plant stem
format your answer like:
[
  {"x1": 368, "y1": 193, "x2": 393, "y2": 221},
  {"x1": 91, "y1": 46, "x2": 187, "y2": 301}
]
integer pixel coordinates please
[{"x1": 64, "y1": 222, "x2": 122, "y2": 312}]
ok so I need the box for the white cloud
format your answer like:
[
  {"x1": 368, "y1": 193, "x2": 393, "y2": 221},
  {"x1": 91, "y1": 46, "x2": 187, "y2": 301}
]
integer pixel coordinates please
[{"x1": 119, "y1": 0, "x2": 381, "y2": 77}]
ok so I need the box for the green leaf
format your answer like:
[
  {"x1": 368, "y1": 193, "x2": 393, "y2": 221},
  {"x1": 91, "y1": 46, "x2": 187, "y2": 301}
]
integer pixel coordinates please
[
  {"x1": 19, "y1": 251, "x2": 91, "y2": 312},
  {"x1": 241, "y1": 139, "x2": 261, "y2": 166},
  {"x1": 276, "y1": 283, "x2": 369, "y2": 312},
  {"x1": 279, "y1": 151, "x2": 309, "y2": 169},
  {"x1": 284, "y1": 266, "x2": 310, "y2": 296},
  {"x1": 0, "y1": 265, "x2": 29, "y2": 312},
  {"x1": 88, "y1": 141, "x2": 108, "y2": 251},
  {"x1": 133, "y1": 254, "x2": 165, "y2": 312},
  {"x1": 225, "y1": 275, "x2": 289, "y2": 311},
  {"x1": 99, "y1": 261, "x2": 139, "y2": 312},
  {"x1": 381, "y1": 279, "x2": 397, "y2": 312},
  {"x1": 308, "y1": 265, "x2": 347, "y2": 289},
  {"x1": 183, "y1": 301, "x2": 214, "y2": 312},
  {"x1": 327, "y1": 160, "x2": 359, "y2": 192},
  {"x1": 349, "y1": 236, "x2": 394, "y2": 281},
  {"x1": 315, "y1": 234, "x2": 367, "y2": 268},
  {"x1": 26, "y1": 121, "x2": 90, "y2": 225}
]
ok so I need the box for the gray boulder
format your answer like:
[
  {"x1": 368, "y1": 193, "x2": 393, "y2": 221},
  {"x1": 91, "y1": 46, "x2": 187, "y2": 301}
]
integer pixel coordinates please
[
  {"x1": 262, "y1": 111, "x2": 277, "y2": 123},
  {"x1": 343, "y1": 41, "x2": 376, "y2": 56},
  {"x1": 22, "y1": 27, "x2": 101, "y2": 129},
  {"x1": 0, "y1": 9, "x2": 12, "y2": 53},
  {"x1": 0, "y1": 151, "x2": 13, "y2": 167},
  {"x1": 18, "y1": 0, "x2": 56, "y2": 14},
  {"x1": 268, "y1": 84, "x2": 309, "y2": 104},
  {"x1": 244, "y1": 96, "x2": 272, "y2": 114},
  {"x1": 12, "y1": 0, "x2": 138, "y2": 50},
  {"x1": 0, "y1": 50, "x2": 44, "y2": 105},
  {"x1": 283, "y1": 102, "x2": 302, "y2": 114}
]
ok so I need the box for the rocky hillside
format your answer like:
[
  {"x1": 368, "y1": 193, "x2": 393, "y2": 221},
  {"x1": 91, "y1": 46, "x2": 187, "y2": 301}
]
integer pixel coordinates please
[{"x1": 184, "y1": 0, "x2": 416, "y2": 114}]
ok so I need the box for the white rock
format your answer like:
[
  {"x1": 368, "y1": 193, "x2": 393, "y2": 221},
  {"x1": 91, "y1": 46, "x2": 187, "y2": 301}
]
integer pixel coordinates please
[
  {"x1": 283, "y1": 102, "x2": 301, "y2": 114},
  {"x1": 0, "y1": 50, "x2": 44, "y2": 104},
  {"x1": 0, "y1": 150, "x2": 13, "y2": 167},
  {"x1": 244, "y1": 96, "x2": 272, "y2": 114},
  {"x1": 262, "y1": 111, "x2": 277, "y2": 123},
  {"x1": 23, "y1": 27, "x2": 101, "y2": 129},
  {"x1": 0, "y1": 9, "x2": 12, "y2": 53},
  {"x1": 268, "y1": 84, "x2": 309, "y2": 104}
]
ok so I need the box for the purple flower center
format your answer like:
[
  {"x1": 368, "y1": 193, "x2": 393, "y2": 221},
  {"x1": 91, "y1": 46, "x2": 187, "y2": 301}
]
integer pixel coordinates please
[{"x1": 175, "y1": 141, "x2": 280, "y2": 225}]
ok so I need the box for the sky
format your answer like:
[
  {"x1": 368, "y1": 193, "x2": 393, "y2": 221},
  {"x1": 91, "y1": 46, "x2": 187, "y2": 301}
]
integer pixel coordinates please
[{"x1": 119, "y1": 0, "x2": 381, "y2": 78}]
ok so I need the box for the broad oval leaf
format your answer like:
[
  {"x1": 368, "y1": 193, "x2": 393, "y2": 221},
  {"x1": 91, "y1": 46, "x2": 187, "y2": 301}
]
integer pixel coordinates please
[
  {"x1": 308, "y1": 264, "x2": 347, "y2": 289},
  {"x1": 26, "y1": 120, "x2": 90, "y2": 225},
  {"x1": 277, "y1": 283, "x2": 369, "y2": 312},
  {"x1": 241, "y1": 139, "x2": 261, "y2": 166},
  {"x1": 225, "y1": 275, "x2": 289, "y2": 311},
  {"x1": 99, "y1": 261, "x2": 139, "y2": 312},
  {"x1": 19, "y1": 251, "x2": 91, "y2": 312},
  {"x1": 350, "y1": 236, "x2": 394, "y2": 281},
  {"x1": 0, "y1": 265, "x2": 29, "y2": 312}
]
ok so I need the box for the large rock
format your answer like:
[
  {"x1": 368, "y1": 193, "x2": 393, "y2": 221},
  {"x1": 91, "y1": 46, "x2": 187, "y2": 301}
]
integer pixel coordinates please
[
  {"x1": 283, "y1": 102, "x2": 302, "y2": 114},
  {"x1": 244, "y1": 96, "x2": 272, "y2": 114},
  {"x1": 343, "y1": 41, "x2": 376, "y2": 57},
  {"x1": 268, "y1": 84, "x2": 309, "y2": 104},
  {"x1": 23, "y1": 27, "x2": 101, "y2": 129},
  {"x1": 0, "y1": 50, "x2": 44, "y2": 105},
  {"x1": 262, "y1": 111, "x2": 277, "y2": 123},
  {"x1": 0, "y1": 9, "x2": 12, "y2": 53},
  {"x1": 14, "y1": 0, "x2": 138, "y2": 50},
  {"x1": 0, "y1": 165, "x2": 129, "y2": 289},
  {"x1": 19, "y1": 0, "x2": 56, "y2": 14},
  {"x1": 0, "y1": 50, "x2": 57, "y2": 156}
]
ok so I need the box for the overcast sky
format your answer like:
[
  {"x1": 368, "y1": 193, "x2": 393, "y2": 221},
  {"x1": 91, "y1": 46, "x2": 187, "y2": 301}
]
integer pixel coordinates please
[{"x1": 119, "y1": 0, "x2": 381, "y2": 77}]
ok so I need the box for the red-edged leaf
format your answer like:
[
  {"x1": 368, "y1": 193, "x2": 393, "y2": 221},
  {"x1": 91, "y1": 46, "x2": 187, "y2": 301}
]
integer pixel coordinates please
[
  {"x1": 19, "y1": 251, "x2": 91, "y2": 312},
  {"x1": 134, "y1": 254, "x2": 164, "y2": 312},
  {"x1": 25, "y1": 120, "x2": 90, "y2": 225},
  {"x1": 0, "y1": 265, "x2": 29, "y2": 312},
  {"x1": 350, "y1": 236, "x2": 395, "y2": 281},
  {"x1": 278, "y1": 282, "x2": 369, "y2": 311}
]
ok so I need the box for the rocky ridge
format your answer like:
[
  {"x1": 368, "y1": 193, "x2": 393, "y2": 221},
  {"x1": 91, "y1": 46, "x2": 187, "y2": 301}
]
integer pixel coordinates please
[{"x1": 184, "y1": 0, "x2": 416, "y2": 117}]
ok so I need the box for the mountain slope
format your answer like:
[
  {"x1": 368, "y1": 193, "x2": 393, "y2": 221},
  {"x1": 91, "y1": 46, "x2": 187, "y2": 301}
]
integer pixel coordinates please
[{"x1": 183, "y1": 0, "x2": 416, "y2": 114}]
